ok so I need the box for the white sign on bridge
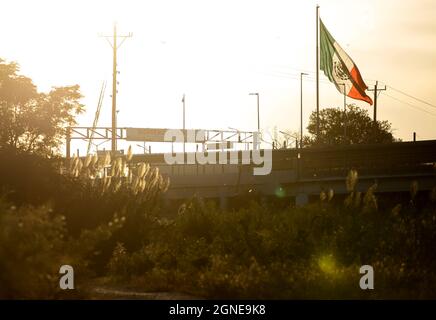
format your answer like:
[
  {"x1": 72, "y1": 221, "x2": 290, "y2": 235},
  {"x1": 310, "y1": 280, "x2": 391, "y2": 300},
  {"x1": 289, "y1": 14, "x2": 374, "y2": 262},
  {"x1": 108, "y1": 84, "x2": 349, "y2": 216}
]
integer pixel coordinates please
[{"x1": 126, "y1": 128, "x2": 206, "y2": 143}]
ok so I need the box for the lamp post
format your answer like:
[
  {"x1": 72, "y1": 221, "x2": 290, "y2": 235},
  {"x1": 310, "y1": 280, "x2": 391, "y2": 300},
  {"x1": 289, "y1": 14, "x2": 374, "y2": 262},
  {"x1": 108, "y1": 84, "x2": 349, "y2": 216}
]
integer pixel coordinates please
[{"x1": 300, "y1": 73, "x2": 308, "y2": 148}]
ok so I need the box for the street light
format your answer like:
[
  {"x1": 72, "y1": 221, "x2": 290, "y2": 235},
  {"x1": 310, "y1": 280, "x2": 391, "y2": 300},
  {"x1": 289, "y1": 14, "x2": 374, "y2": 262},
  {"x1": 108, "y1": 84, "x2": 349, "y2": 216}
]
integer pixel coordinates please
[
  {"x1": 300, "y1": 73, "x2": 308, "y2": 148},
  {"x1": 249, "y1": 93, "x2": 260, "y2": 133}
]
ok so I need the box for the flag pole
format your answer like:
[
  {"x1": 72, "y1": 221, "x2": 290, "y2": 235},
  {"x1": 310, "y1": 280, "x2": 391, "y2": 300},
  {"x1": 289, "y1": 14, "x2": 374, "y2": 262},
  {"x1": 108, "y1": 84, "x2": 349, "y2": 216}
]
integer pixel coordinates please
[{"x1": 316, "y1": 5, "x2": 320, "y2": 141}]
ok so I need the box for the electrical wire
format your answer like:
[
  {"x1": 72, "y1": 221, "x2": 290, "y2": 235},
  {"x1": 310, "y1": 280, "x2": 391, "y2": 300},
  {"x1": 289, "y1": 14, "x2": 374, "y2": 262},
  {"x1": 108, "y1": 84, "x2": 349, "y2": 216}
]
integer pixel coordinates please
[
  {"x1": 382, "y1": 92, "x2": 436, "y2": 118},
  {"x1": 272, "y1": 66, "x2": 436, "y2": 111},
  {"x1": 386, "y1": 85, "x2": 436, "y2": 110},
  {"x1": 256, "y1": 65, "x2": 436, "y2": 119}
]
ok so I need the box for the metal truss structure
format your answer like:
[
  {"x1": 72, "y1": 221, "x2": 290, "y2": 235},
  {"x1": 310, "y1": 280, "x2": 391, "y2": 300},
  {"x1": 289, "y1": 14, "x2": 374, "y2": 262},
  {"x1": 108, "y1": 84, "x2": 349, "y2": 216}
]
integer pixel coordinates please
[{"x1": 66, "y1": 127, "x2": 257, "y2": 158}]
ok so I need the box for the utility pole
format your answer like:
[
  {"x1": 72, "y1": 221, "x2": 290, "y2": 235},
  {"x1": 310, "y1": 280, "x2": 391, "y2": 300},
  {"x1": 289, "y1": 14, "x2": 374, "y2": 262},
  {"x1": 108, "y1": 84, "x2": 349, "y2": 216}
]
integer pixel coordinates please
[
  {"x1": 368, "y1": 81, "x2": 386, "y2": 123},
  {"x1": 100, "y1": 23, "x2": 132, "y2": 156}
]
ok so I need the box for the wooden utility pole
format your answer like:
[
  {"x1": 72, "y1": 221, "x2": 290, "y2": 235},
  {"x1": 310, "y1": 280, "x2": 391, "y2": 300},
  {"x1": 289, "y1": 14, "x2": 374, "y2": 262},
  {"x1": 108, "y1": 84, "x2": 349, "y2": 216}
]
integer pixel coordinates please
[
  {"x1": 368, "y1": 81, "x2": 387, "y2": 123},
  {"x1": 100, "y1": 23, "x2": 132, "y2": 155}
]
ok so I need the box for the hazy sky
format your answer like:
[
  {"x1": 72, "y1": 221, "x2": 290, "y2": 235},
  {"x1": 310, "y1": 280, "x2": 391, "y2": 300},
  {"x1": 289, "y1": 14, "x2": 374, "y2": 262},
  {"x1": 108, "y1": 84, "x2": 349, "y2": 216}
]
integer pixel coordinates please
[{"x1": 1, "y1": 0, "x2": 435, "y2": 153}]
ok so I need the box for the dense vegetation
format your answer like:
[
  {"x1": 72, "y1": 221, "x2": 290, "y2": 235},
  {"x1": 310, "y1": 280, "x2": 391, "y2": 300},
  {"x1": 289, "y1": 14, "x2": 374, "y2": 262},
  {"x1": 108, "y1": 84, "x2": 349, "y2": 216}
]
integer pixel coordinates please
[
  {"x1": 1, "y1": 149, "x2": 436, "y2": 299},
  {"x1": 1, "y1": 57, "x2": 435, "y2": 299},
  {"x1": 0, "y1": 149, "x2": 169, "y2": 298},
  {"x1": 105, "y1": 177, "x2": 436, "y2": 299}
]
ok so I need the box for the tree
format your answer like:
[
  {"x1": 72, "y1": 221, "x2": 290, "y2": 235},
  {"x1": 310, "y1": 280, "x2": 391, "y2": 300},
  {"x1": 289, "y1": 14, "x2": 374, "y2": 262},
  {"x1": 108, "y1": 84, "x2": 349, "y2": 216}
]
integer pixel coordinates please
[
  {"x1": 304, "y1": 104, "x2": 396, "y2": 146},
  {"x1": 0, "y1": 59, "x2": 84, "y2": 156}
]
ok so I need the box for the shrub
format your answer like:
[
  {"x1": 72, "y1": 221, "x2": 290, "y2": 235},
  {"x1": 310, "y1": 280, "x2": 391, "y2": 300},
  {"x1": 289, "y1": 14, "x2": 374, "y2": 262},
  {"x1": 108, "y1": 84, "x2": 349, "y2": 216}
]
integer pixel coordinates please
[
  {"x1": 0, "y1": 149, "x2": 170, "y2": 276},
  {"x1": 0, "y1": 195, "x2": 125, "y2": 299},
  {"x1": 0, "y1": 198, "x2": 65, "y2": 298},
  {"x1": 104, "y1": 176, "x2": 436, "y2": 299}
]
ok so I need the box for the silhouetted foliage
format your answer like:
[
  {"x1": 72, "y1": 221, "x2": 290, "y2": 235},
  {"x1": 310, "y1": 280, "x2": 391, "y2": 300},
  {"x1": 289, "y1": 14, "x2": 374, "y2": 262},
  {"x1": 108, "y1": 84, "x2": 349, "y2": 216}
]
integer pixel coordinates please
[
  {"x1": 0, "y1": 195, "x2": 124, "y2": 299},
  {"x1": 106, "y1": 179, "x2": 436, "y2": 299},
  {"x1": 0, "y1": 149, "x2": 170, "y2": 278},
  {"x1": 0, "y1": 59, "x2": 84, "y2": 156},
  {"x1": 304, "y1": 104, "x2": 396, "y2": 146}
]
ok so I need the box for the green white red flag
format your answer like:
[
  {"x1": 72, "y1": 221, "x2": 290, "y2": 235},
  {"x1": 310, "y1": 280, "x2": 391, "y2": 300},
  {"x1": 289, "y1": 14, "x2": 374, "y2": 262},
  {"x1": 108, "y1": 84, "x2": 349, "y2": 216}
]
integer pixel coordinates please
[{"x1": 320, "y1": 19, "x2": 373, "y2": 105}]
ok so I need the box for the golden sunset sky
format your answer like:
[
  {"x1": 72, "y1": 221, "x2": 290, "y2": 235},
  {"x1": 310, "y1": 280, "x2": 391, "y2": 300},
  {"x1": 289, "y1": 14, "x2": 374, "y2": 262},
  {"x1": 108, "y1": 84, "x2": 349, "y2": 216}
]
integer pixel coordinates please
[{"x1": 1, "y1": 0, "x2": 435, "y2": 154}]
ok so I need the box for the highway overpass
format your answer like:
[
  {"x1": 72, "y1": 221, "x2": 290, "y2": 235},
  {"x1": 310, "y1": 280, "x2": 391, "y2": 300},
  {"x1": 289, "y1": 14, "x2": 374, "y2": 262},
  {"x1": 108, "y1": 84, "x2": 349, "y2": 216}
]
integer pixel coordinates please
[{"x1": 127, "y1": 140, "x2": 436, "y2": 207}]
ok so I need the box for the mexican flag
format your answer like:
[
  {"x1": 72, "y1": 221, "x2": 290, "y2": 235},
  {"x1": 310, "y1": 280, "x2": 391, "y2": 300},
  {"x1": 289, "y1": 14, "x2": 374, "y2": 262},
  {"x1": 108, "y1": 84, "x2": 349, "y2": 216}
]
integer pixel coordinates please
[{"x1": 320, "y1": 19, "x2": 373, "y2": 105}]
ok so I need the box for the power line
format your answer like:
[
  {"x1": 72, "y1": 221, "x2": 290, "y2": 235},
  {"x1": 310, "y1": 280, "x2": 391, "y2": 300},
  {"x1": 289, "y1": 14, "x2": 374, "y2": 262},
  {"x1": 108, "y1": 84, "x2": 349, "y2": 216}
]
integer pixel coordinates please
[
  {"x1": 382, "y1": 92, "x2": 436, "y2": 118},
  {"x1": 273, "y1": 70, "x2": 436, "y2": 112},
  {"x1": 386, "y1": 85, "x2": 436, "y2": 110},
  {"x1": 258, "y1": 67, "x2": 436, "y2": 119},
  {"x1": 364, "y1": 79, "x2": 436, "y2": 110},
  {"x1": 169, "y1": 59, "x2": 436, "y2": 115}
]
